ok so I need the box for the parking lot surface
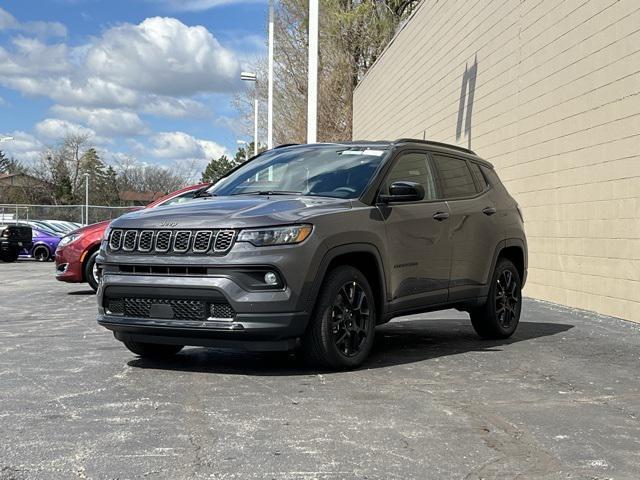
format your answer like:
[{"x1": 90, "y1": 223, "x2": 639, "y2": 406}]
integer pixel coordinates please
[{"x1": 1, "y1": 261, "x2": 639, "y2": 479}]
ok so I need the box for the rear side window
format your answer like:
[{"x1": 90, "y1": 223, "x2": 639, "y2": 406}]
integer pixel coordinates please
[
  {"x1": 468, "y1": 162, "x2": 489, "y2": 191},
  {"x1": 432, "y1": 155, "x2": 477, "y2": 198}
]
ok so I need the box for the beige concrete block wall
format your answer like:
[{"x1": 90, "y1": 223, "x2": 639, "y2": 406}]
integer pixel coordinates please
[{"x1": 353, "y1": 0, "x2": 640, "y2": 322}]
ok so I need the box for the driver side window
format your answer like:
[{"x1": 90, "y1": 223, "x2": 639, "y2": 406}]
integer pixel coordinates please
[{"x1": 386, "y1": 153, "x2": 437, "y2": 200}]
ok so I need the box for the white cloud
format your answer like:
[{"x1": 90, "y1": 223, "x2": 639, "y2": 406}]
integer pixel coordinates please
[
  {"x1": 0, "y1": 37, "x2": 70, "y2": 75},
  {"x1": 0, "y1": 7, "x2": 66, "y2": 37},
  {"x1": 147, "y1": 131, "x2": 226, "y2": 161},
  {"x1": 0, "y1": 131, "x2": 44, "y2": 163},
  {"x1": 159, "y1": 0, "x2": 262, "y2": 12},
  {"x1": 50, "y1": 105, "x2": 147, "y2": 136},
  {"x1": 85, "y1": 17, "x2": 240, "y2": 96},
  {"x1": 34, "y1": 118, "x2": 96, "y2": 140},
  {"x1": 141, "y1": 97, "x2": 210, "y2": 118}
]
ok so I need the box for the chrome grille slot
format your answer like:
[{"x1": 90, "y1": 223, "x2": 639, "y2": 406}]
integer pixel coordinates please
[
  {"x1": 109, "y1": 230, "x2": 123, "y2": 250},
  {"x1": 122, "y1": 230, "x2": 138, "y2": 251},
  {"x1": 155, "y1": 231, "x2": 172, "y2": 252},
  {"x1": 214, "y1": 230, "x2": 235, "y2": 253},
  {"x1": 108, "y1": 228, "x2": 236, "y2": 255},
  {"x1": 173, "y1": 231, "x2": 192, "y2": 253},
  {"x1": 192, "y1": 231, "x2": 213, "y2": 253},
  {"x1": 137, "y1": 231, "x2": 154, "y2": 252}
]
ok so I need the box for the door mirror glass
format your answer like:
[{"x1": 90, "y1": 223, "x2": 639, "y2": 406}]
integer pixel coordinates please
[{"x1": 379, "y1": 181, "x2": 425, "y2": 203}]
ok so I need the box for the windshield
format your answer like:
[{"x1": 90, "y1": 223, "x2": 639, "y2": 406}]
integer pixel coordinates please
[{"x1": 208, "y1": 145, "x2": 389, "y2": 199}]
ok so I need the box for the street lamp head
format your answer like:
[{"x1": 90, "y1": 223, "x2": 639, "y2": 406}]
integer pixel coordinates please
[{"x1": 240, "y1": 71, "x2": 257, "y2": 82}]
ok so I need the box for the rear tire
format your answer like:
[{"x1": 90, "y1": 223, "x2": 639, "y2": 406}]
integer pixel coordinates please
[
  {"x1": 470, "y1": 258, "x2": 522, "y2": 339},
  {"x1": 33, "y1": 246, "x2": 50, "y2": 262},
  {"x1": 302, "y1": 265, "x2": 377, "y2": 370},
  {"x1": 84, "y1": 250, "x2": 100, "y2": 292},
  {"x1": 123, "y1": 340, "x2": 184, "y2": 358}
]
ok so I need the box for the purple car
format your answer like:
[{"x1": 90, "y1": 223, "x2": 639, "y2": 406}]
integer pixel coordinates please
[{"x1": 20, "y1": 227, "x2": 61, "y2": 262}]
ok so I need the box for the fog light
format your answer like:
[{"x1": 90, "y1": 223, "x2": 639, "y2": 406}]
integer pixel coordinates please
[{"x1": 264, "y1": 271, "x2": 278, "y2": 285}]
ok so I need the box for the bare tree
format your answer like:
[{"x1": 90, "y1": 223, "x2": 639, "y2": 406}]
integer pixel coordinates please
[{"x1": 234, "y1": 0, "x2": 420, "y2": 144}]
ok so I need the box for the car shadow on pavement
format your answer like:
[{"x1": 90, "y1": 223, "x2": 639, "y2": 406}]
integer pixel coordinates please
[
  {"x1": 127, "y1": 319, "x2": 573, "y2": 376},
  {"x1": 67, "y1": 290, "x2": 96, "y2": 296}
]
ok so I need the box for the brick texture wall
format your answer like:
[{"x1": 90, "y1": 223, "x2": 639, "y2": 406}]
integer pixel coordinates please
[{"x1": 353, "y1": 0, "x2": 640, "y2": 322}]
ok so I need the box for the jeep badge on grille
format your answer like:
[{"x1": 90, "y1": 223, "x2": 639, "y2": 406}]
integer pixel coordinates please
[{"x1": 159, "y1": 220, "x2": 178, "y2": 228}]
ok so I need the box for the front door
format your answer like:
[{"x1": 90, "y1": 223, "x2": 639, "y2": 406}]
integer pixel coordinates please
[{"x1": 379, "y1": 152, "x2": 451, "y2": 311}]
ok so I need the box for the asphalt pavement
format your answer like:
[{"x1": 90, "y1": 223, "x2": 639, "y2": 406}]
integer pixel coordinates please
[{"x1": 1, "y1": 261, "x2": 639, "y2": 479}]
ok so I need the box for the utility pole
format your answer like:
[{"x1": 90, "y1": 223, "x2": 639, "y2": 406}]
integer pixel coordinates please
[
  {"x1": 307, "y1": 0, "x2": 318, "y2": 143},
  {"x1": 267, "y1": 0, "x2": 275, "y2": 150},
  {"x1": 84, "y1": 173, "x2": 89, "y2": 225},
  {"x1": 240, "y1": 71, "x2": 259, "y2": 156}
]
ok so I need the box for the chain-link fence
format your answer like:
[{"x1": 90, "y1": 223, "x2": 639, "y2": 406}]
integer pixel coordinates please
[{"x1": 0, "y1": 204, "x2": 140, "y2": 225}]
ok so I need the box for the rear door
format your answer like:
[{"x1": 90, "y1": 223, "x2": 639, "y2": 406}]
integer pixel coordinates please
[
  {"x1": 380, "y1": 151, "x2": 451, "y2": 310},
  {"x1": 431, "y1": 154, "x2": 500, "y2": 301}
]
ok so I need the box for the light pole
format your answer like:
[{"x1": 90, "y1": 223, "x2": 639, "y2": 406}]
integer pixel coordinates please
[
  {"x1": 240, "y1": 71, "x2": 259, "y2": 156},
  {"x1": 267, "y1": 0, "x2": 274, "y2": 150},
  {"x1": 307, "y1": 0, "x2": 318, "y2": 143},
  {"x1": 84, "y1": 173, "x2": 89, "y2": 225}
]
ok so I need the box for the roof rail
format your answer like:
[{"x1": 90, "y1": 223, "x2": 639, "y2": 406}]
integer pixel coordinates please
[{"x1": 392, "y1": 138, "x2": 475, "y2": 155}]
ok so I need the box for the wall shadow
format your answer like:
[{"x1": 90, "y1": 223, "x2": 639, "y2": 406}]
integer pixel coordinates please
[
  {"x1": 127, "y1": 318, "x2": 573, "y2": 376},
  {"x1": 456, "y1": 55, "x2": 478, "y2": 151}
]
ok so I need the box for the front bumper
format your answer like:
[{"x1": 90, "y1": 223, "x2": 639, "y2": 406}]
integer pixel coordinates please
[{"x1": 55, "y1": 245, "x2": 84, "y2": 283}]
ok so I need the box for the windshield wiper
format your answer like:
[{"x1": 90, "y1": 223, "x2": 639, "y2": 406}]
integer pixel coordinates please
[
  {"x1": 230, "y1": 190, "x2": 303, "y2": 196},
  {"x1": 194, "y1": 189, "x2": 216, "y2": 198}
]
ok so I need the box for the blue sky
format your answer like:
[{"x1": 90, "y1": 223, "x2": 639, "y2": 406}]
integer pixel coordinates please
[{"x1": 0, "y1": 0, "x2": 267, "y2": 171}]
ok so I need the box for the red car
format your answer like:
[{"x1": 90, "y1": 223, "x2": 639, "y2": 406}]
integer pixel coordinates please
[{"x1": 55, "y1": 183, "x2": 209, "y2": 291}]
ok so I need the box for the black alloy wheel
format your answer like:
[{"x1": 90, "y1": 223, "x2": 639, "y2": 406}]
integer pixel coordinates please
[
  {"x1": 302, "y1": 265, "x2": 377, "y2": 369},
  {"x1": 331, "y1": 281, "x2": 371, "y2": 357},
  {"x1": 470, "y1": 258, "x2": 521, "y2": 339},
  {"x1": 495, "y1": 269, "x2": 520, "y2": 329}
]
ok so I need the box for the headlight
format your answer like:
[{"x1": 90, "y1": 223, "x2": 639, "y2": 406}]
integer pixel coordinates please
[
  {"x1": 58, "y1": 233, "x2": 80, "y2": 248},
  {"x1": 237, "y1": 225, "x2": 312, "y2": 247}
]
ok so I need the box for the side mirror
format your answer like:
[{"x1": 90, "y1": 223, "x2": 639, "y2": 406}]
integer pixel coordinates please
[{"x1": 378, "y1": 181, "x2": 425, "y2": 203}]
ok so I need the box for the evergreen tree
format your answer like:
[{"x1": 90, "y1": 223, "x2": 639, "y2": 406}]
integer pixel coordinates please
[
  {"x1": 201, "y1": 155, "x2": 238, "y2": 183},
  {"x1": 0, "y1": 150, "x2": 24, "y2": 174}
]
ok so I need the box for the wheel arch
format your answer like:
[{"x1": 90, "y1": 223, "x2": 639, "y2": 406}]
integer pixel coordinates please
[
  {"x1": 487, "y1": 238, "x2": 527, "y2": 291},
  {"x1": 308, "y1": 243, "x2": 388, "y2": 324},
  {"x1": 81, "y1": 242, "x2": 101, "y2": 282}
]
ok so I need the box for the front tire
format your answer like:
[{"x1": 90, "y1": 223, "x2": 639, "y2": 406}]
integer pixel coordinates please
[
  {"x1": 302, "y1": 265, "x2": 377, "y2": 370},
  {"x1": 122, "y1": 340, "x2": 184, "y2": 358},
  {"x1": 84, "y1": 250, "x2": 100, "y2": 291},
  {"x1": 470, "y1": 258, "x2": 522, "y2": 339},
  {"x1": 33, "y1": 246, "x2": 50, "y2": 262}
]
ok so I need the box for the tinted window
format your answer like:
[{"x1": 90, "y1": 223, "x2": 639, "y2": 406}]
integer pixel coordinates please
[
  {"x1": 386, "y1": 153, "x2": 437, "y2": 200},
  {"x1": 468, "y1": 162, "x2": 489, "y2": 191},
  {"x1": 209, "y1": 145, "x2": 388, "y2": 199},
  {"x1": 432, "y1": 155, "x2": 477, "y2": 198}
]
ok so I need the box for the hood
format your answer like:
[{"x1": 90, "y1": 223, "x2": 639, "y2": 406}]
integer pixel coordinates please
[
  {"x1": 72, "y1": 220, "x2": 111, "y2": 236},
  {"x1": 110, "y1": 196, "x2": 352, "y2": 230}
]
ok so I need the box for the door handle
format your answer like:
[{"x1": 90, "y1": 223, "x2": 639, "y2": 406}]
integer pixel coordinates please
[
  {"x1": 432, "y1": 211, "x2": 450, "y2": 221},
  {"x1": 482, "y1": 207, "x2": 497, "y2": 216}
]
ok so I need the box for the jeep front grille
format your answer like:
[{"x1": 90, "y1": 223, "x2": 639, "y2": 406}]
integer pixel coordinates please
[
  {"x1": 108, "y1": 229, "x2": 236, "y2": 255},
  {"x1": 105, "y1": 297, "x2": 235, "y2": 321}
]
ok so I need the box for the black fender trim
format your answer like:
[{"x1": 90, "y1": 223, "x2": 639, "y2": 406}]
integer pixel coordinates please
[
  {"x1": 480, "y1": 238, "x2": 528, "y2": 297},
  {"x1": 304, "y1": 243, "x2": 388, "y2": 322}
]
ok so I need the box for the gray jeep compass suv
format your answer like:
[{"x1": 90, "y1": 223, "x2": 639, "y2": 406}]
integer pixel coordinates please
[{"x1": 97, "y1": 139, "x2": 527, "y2": 369}]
